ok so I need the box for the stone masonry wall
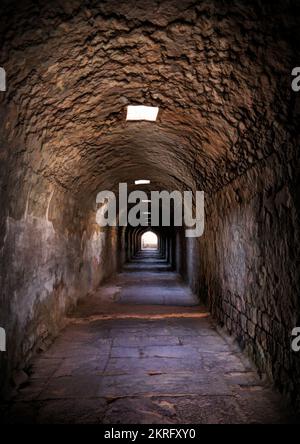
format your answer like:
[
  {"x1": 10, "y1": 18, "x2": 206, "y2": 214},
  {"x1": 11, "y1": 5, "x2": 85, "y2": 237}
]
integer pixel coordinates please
[
  {"x1": 0, "y1": 167, "x2": 118, "y2": 397},
  {"x1": 198, "y1": 151, "x2": 300, "y2": 408}
]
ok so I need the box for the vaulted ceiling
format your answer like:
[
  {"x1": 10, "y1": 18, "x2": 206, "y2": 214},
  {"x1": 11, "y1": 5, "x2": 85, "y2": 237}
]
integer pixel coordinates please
[{"x1": 0, "y1": 0, "x2": 298, "y2": 200}]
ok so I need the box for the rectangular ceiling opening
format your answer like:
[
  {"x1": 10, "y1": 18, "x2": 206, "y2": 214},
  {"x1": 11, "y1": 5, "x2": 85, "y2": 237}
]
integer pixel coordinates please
[
  {"x1": 135, "y1": 180, "x2": 150, "y2": 185},
  {"x1": 126, "y1": 105, "x2": 159, "y2": 121}
]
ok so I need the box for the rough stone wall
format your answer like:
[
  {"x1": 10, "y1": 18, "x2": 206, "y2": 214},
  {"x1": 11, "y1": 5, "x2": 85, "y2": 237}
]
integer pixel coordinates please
[
  {"x1": 198, "y1": 151, "x2": 300, "y2": 407},
  {"x1": 185, "y1": 237, "x2": 201, "y2": 295},
  {"x1": 0, "y1": 164, "x2": 118, "y2": 396}
]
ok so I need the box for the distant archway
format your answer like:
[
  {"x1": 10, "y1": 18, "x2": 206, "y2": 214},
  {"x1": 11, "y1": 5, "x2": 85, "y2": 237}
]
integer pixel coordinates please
[{"x1": 141, "y1": 231, "x2": 158, "y2": 251}]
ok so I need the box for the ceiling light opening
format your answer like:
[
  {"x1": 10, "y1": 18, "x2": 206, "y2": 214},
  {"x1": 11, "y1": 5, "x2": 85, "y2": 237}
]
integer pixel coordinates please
[
  {"x1": 126, "y1": 105, "x2": 159, "y2": 121},
  {"x1": 135, "y1": 180, "x2": 150, "y2": 185}
]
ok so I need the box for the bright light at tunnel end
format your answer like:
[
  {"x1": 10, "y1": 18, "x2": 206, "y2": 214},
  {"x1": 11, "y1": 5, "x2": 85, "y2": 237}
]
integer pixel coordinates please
[
  {"x1": 126, "y1": 105, "x2": 159, "y2": 121},
  {"x1": 141, "y1": 231, "x2": 158, "y2": 250}
]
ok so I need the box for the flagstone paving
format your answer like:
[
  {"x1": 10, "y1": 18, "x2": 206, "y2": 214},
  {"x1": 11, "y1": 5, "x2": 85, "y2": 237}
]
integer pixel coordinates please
[{"x1": 1, "y1": 252, "x2": 297, "y2": 424}]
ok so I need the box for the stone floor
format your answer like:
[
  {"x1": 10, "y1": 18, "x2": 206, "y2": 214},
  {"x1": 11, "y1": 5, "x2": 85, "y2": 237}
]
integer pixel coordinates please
[{"x1": 1, "y1": 251, "x2": 297, "y2": 424}]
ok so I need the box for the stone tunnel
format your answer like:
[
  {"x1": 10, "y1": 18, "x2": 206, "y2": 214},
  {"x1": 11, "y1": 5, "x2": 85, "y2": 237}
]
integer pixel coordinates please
[{"x1": 0, "y1": 0, "x2": 300, "y2": 424}]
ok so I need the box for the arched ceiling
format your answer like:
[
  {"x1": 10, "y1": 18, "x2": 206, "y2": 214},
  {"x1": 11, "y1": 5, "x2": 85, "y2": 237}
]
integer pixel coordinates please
[{"x1": 0, "y1": 0, "x2": 298, "y2": 201}]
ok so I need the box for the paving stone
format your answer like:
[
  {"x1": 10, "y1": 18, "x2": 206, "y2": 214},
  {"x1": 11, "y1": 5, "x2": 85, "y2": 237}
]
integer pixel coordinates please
[
  {"x1": 97, "y1": 372, "x2": 231, "y2": 397},
  {"x1": 37, "y1": 398, "x2": 107, "y2": 424},
  {"x1": 105, "y1": 357, "x2": 203, "y2": 374},
  {"x1": 37, "y1": 376, "x2": 103, "y2": 400},
  {"x1": 113, "y1": 335, "x2": 180, "y2": 347}
]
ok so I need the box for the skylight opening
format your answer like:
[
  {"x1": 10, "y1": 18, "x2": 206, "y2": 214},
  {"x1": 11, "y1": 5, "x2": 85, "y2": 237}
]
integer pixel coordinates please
[
  {"x1": 135, "y1": 180, "x2": 150, "y2": 185},
  {"x1": 126, "y1": 105, "x2": 159, "y2": 121}
]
